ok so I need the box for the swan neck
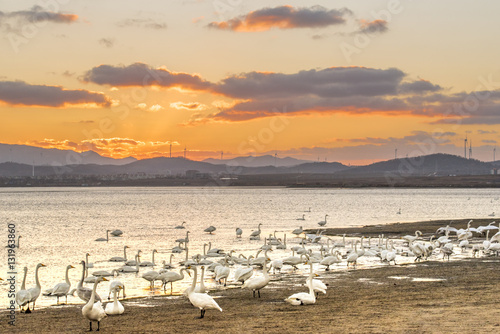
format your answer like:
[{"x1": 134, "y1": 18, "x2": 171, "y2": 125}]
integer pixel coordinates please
[
  {"x1": 21, "y1": 267, "x2": 28, "y2": 290},
  {"x1": 89, "y1": 279, "x2": 99, "y2": 305},
  {"x1": 189, "y1": 267, "x2": 197, "y2": 293},
  {"x1": 124, "y1": 247, "x2": 127, "y2": 259},
  {"x1": 79, "y1": 262, "x2": 85, "y2": 288},
  {"x1": 65, "y1": 266, "x2": 71, "y2": 285},
  {"x1": 35, "y1": 265, "x2": 41, "y2": 288}
]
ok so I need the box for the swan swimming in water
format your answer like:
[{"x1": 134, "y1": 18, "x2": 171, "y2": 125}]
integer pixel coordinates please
[
  {"x1": 82, "y1": 277, "x2": 108, "y2": 331},
  {"x1": 95, "y1": 230, "x2": 110, "y2": 242}
]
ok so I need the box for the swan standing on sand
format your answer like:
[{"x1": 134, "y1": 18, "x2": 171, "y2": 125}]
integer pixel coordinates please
[
  {"x1": 285, "y1": 260, "x2": 316, "y2": 305},
  {"x1": 82, "y1": 277, "x2": 108, "y2": 331},
  {"x1": 242, "y1": 256, "x2": 271, "y2": 298},
  {"x1": 16, "y1": 267, "x2": 32, "y2": 313},
  {"x1": 235, "y1": 227, "x2": 243, "y2": 238},
  {"x1": 105, "y1": 285, "x2": 124, "y2": 315},
  {"x1": 186, "y1": 265, "x2": 222, "y2": 319},
  {"x1": 50, "y1": 264, "x2": 75, "y2": 304},
  {"x1": 78, "y1": 261, "x2": 101, "y2": 302},
  {"x1": 27, "y1": 263, "x2": 46, "y2": 311},
  {"x1": 95, "y1": 230, "x2": 110, "y2": 242}
]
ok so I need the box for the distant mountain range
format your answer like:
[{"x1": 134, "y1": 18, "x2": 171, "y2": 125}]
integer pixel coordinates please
[
  {"x1": 0, "y1": 143, "x2": 497, "y2": 178},
  {"x1": 203, "y1": 155, "x2": 313, "y2": 167},
  {"x1": 0, "y1": 144, "x2": 136, "y2": 166}
]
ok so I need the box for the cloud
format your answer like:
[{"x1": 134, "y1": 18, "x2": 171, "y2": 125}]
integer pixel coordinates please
[
  {"x1": 214, "y1": 67, "x2": 406, "y2": 99},
  {"x1": 477, "y1": 130, "x2": 498, "y2": 134},
  {"x1": 0, "y1": 80, "x2": 110, "y2": 107},
  {"x1": 0, "y1": 5, "x2": 77, "y2": 33},
  {"x1": 358, "y1": 20, "x2": 388, "y2": 34},
  {"x1": 99, "y1": 38, "x2": 114, "y2": 48},
  {"x1": 482, "y1": 139, "x2": 497, "y2": 144},
  {"x1": 82, "y1": 63, "x2": 213, "y2": 91},
  {"x1": 207, "y1": 5, "x2": 351, "y2": 32},
  {"x1": 30, "y1": 137, "x2": 181, "y2": 159},
  {"x1": 0, "y1": 5, "x2": 78, "y2": 24},
  {"x1": 170, "y1": 101, "x2": 208, "y2": 111},
  {"x1": 136, "y1": 103, "x2": 164, "y2": 112},
  {"x1": 117, "y1": 18, "x2": 167, "y2": 30},
  {"x1": 399, "y1": 80, "x2": 442, "y2": 94}
]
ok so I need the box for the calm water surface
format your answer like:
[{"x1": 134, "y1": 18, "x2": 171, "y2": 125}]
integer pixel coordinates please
[{"x1": 0, "y1": 187, "x2": 498, "y2": 308}]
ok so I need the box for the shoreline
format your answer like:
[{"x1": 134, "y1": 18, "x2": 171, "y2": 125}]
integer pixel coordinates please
[{"x1": 8, "y1": 218, "x2": 500, "y2": 333}]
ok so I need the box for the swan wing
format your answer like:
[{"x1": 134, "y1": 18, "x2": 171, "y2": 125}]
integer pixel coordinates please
[{"x1": 189, "y1": 293, "x2": 222, "y2": 312}]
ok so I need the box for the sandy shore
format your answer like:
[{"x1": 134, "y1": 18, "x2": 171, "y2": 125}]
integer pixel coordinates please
[{"x1": 8, "y1": 219, "x2": 500, "y2": 333}]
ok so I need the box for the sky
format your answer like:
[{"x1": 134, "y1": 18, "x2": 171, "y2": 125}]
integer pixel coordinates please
[{"x1": 1, "y1": 0, "x2": 500, "y2": 165}]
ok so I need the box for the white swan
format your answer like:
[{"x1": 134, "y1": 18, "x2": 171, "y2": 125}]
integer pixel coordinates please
[
  {"x1": 27, "y1": 263, "x2": 46, "y2": 311},
  {"x1": 292, "y1": 226, "x2": 303, "y2": 236},
  {"x1": 234, "y1": 256, "x2": 254, "y2": 284},
  {"x1": 50, "y1": 264, "x2": 75, "y2": 304},
  {"x1": 142, "y1": 270, "x2": 160, "y2": 290},
  {"x1": 78, "y1": 260, "x2": 101, "y2": 303},
  {"x1": 108, "y1": 275, "x2": 126, "y2": 300},
  {"x1": 204, "y1": 226, "x2": 216, "y2": 234},
  {"x1": 214, "y1": 257, "x2": 230, "y2": 286},
  {"x1": 186, "y1": 265, "x2": 222, "y2": 318},
  {"x1": 235, "y1": 227, "x2": 243, "y2": 238},
  {"x1": 158, "y1": 268, "x2": 190, "y2": 295},
  {"x1": 105, "y1": 285, "x2": 124, "y2": 315},
  {"x1": 110, "y1": 229, "x2": 123, "y2": 237},
  {"x1": 82, "y1": 277, "x2": 108, "y2": 331},
  {"x1": 95, "y1": 230, "x2": 110, "y2": 242},
  {"x1": 119, "y1": 255, "x2": 140, "y2": 273},
  {"x1": 109, "y1": 246, "x2": 129, "y2": 262},
  {"x1": 242, "y1": 256, "x2": 271, "y2": 298},
  {"x1": 162, "y1": 254, "x2": 175, "y2": 270},
  {"x1": 139, "y1": 249, "x2": 157, "y2": 267},
  {"x1": 318, "y1": 214, "x2": 328, "y2": 227},
  {"x1": 285, "y1": 260, "x2": 316, "y2": 305},
  {"x1": 175, "y1": 221, "x2": 186, "y2": 229},
  {"x1": 402, "y1": 230, "x2": 422, "y2": 243},
  {"x1": 296, "y1": 214, "x2": 306, "y2": 221},
  {"x1": 16, "y1": 266, "x2": 32, "y2": 313},
  {"x1": 124, "y1": 250, "x2": 141, "y2": 266},
  {"x1": 250, "y1": 223, "x2": 263, "y2": 239},
  {"x1": 347, "y1": 241, "x2": 359, "y2": 268}
]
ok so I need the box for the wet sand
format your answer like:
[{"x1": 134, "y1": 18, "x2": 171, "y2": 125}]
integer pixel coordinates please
[{"x1": 9, "y1": 219, "x2": 500, "y2": 333}]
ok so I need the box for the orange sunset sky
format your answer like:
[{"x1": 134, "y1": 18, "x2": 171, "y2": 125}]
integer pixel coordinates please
[{"x1": 1, "y1": 0, "x2": 500, "y2": 165}]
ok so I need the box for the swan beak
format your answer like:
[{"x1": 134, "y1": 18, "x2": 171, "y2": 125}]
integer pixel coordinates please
[
  {"x1": 41, "y1": 264, "x2": 47, "y2": 267},
  {"x1": 315, "y1": 274, "x2": 319, "y2": 277},
  {"x1": 187, "y1": 271, "x2": 192, "y2": 277},
  {"x1": 102, "y1": 277, "x2": 109, "y2": 281},
  {"x1": 70, "y1": 265, "x2": 75, "y2": 269}
]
